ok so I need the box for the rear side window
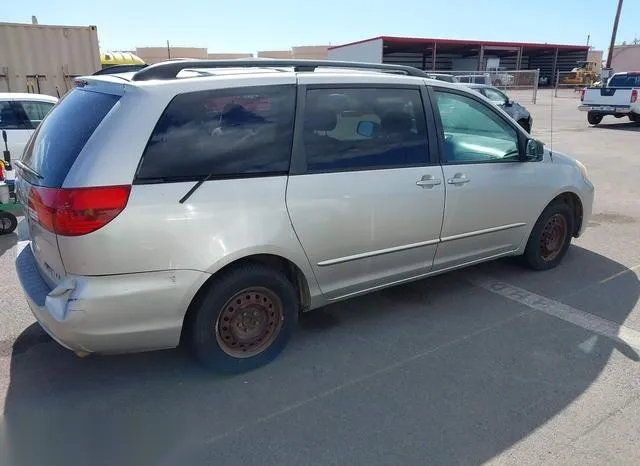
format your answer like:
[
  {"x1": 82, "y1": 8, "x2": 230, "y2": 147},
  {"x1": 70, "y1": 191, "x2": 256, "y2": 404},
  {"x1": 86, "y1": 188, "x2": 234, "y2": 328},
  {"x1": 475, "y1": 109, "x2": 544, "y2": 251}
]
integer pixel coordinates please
[
  {"x1": 303, "y1": 87, "x2": 429, "y2": 172},
  {"x1": 0, "y1": 101, "x2": 30, "y2": 130},
  {"x1": 136, "y1": 85, "x2": 296, "y2": 181},
  {"x1": 21, "y1": 89, "x2": 120, "y2": 187},
  {"x1": 19, "y1": 100, "x2": 56, "y2": 128}
]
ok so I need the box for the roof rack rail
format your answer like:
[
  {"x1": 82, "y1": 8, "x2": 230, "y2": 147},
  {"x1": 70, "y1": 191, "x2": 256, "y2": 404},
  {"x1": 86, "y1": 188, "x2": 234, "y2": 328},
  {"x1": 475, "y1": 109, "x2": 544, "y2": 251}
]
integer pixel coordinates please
[
  {"x1": 92, "y1": 64, "x2": 148, "y2": 76},
  {"x1": 130, "y1": 59, "x2": 429, "y2": 81}
]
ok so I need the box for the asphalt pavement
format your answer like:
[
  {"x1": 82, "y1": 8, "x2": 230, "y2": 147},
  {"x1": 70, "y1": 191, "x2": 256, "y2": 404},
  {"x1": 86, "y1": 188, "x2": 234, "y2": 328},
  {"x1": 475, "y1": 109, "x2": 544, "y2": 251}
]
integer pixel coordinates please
[{"x1": 1, "y1": 89, "x2": 639, "y2": 466}]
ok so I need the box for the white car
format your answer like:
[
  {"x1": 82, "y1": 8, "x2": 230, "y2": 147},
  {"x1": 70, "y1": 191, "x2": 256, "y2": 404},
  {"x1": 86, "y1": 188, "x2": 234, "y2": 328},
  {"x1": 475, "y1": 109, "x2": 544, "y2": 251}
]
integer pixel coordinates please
[{"x1": 1, "y1": 93, "x2": 58, "y2": 179}]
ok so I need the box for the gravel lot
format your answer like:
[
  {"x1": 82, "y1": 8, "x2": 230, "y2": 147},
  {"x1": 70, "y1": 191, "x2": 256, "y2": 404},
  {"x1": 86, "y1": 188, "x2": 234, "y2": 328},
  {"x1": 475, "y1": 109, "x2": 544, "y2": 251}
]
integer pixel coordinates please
[{"x1": 1, "y1": 89, "x2": 639, "y2": 466}]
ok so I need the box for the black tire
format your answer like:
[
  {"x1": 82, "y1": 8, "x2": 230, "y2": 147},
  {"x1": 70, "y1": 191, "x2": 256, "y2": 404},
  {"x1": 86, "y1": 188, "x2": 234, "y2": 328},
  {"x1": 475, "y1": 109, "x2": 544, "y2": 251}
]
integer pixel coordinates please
[
  {"x1": 187, "y1": 263, "x2": 299, "y2": 373},
  {"x1": 587, "y1": 112, "x2": 603, "y2": 125},
  {"x1": 518, "y1": 118, "x2": 531, "y2": 133},
  {"x1": 0, "y1": 211, "x2": 18, "y2": 235},
  {"x1": 630, "y1": 114, "x2": 639, "y2": 123},
  {"x1": 521, "y1": 201, "x2": 574, "y2": 271}
]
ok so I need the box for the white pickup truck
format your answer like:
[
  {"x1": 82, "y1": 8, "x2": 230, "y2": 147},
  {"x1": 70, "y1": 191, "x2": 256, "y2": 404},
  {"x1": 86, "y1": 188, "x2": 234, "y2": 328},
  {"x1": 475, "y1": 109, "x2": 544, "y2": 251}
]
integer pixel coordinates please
[{"x1": 578, "y1": 72, "x2": 640, "y2": 125}]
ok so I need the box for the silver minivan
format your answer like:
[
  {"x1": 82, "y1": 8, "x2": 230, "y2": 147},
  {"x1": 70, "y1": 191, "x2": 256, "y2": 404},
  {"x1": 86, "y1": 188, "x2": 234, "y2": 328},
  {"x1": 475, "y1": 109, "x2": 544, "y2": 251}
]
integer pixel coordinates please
[{"x1": 15, "y1": 60, "x2": 594, "y2": 373}]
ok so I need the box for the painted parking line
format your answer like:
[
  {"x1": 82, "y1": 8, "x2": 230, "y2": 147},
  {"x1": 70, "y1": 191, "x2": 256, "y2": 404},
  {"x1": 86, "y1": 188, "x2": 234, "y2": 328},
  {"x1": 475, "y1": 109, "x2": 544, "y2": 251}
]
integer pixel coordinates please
[{"x1": 468, "y1": 275, "x2": 640, "y2": 352}]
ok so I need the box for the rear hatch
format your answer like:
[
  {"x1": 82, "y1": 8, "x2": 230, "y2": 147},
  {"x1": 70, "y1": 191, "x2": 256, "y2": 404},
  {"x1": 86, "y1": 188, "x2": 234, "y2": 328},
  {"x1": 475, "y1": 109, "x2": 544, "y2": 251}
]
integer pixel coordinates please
[
  {"x1": 15, "y1": 87, "x2": 123, "y2": 287},
  {"x1": 582, "y1": 87, "x2": 635, "y2": 107}
]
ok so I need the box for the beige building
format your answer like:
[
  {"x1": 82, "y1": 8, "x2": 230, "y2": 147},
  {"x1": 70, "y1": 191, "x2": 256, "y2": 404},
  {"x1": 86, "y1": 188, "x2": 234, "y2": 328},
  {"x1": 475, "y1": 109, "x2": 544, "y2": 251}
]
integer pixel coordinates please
[
  {"x1": 611, "y1": 44, "x2": 640, "y2": 72},
  {"x1": 132, "y1": 44, "x2": 328, "y2": 64},
  {"x1": 134, "y1": 46, "x2": 208, "y2": 63},
  {"x1": 587, "y1": 50, "x2": 603, "y2": 73},
  {"x1": 258, "y1": 45, "x2": 329, "y2": 59},
  {"x1": 208, "y1": 52, "x2": 253, "y2": 59}
]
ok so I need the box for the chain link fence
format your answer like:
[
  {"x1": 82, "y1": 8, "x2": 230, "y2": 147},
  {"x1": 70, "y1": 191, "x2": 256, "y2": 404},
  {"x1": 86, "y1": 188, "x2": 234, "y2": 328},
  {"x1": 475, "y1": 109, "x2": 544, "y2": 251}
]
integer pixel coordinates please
[
  {"x1": 553, "y1": 70, "x2": 595, "y2": 99},
  {"x1": 429, "y1": 69, "x2": 540, "y2": 103}
]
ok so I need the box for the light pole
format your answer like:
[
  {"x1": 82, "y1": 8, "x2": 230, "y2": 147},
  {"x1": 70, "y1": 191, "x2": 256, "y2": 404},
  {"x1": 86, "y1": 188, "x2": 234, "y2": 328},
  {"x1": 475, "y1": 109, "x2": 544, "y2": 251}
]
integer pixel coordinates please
[{"x1": 605, "y1": 0, "x2": 624, "y2": 68}]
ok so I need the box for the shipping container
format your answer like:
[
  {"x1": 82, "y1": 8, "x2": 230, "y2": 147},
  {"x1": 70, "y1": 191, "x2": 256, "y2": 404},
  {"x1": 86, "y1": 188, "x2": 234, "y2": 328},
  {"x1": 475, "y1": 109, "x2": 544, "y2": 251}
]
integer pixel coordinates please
[{"x1": 0, "y1": 22, "x2": 100, "y2": 97}]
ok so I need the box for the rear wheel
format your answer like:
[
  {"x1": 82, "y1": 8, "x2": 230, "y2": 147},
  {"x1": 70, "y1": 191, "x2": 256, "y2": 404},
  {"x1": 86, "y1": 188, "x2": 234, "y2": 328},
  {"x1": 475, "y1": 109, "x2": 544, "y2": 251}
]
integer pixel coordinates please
[
  {"x1": 521, "y1": 202, "x2": 574, "y2": 271},
  {"x1": 630, "y1": 113, "x2": 639, "y2": 123},
  {"x1": 187, "y1": 263, "x2": 298, "y2": 373},
  {"x1": 0, "y1": 211, "x2": 17, "y2": 235},
  {"x1": 587, "y1": 112, "x2": 603, "y2": 125}
]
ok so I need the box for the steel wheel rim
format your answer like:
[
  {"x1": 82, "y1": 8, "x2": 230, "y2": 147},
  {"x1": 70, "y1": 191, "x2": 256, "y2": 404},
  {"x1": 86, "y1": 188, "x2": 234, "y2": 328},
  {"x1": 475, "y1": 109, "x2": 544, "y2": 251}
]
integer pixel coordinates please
[
  {"x1": 215, "y1": 287, "x2": 284, "y2": 358},
  {"x1": 540, "y1": 214, "x2": 567, "y2": 262},
  {"x1": 0, "y1": 215, "x2": 11, "y2": 233}
]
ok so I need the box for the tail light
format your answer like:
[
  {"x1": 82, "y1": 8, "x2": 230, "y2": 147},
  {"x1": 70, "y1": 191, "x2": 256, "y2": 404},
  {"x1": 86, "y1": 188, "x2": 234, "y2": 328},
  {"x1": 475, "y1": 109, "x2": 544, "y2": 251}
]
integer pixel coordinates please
[
  {"x1": 631, "y1": 89, "x2": 638, "y2": 104},
  {"x1": 27, "y1": 185, "x2": 130, "y2": 236},
  {"x1": 0, "y1": 162, "x2": 4, "y2": 181}
]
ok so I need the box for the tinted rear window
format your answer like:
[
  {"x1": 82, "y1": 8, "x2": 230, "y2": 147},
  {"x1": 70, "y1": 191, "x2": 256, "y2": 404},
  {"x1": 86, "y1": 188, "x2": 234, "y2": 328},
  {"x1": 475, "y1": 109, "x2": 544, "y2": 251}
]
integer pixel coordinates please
[
  {"x1": 608, "y1": 74, "x2": 640, "y2": 87},
  {"x1": 21, "y1": 89, "x2": 120, "y2": 187},
  {"x1": 135, "y1": 85, "x2": 296, "y2": 182}
]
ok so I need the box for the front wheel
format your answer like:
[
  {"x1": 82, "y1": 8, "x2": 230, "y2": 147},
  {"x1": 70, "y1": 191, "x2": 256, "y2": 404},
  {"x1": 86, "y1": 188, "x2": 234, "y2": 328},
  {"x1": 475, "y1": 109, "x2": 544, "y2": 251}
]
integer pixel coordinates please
[
  {"x1": 587, "y1": 112, "x2": 603, "y2": 125},
  {"x1": 0, "y1": 211, "x2": 18, "y2": 235},
  {"x1": 520, "y1": 202, "x2": 574, "y2": 271},
  {"x1": 187, "y1": 263, "x2": 299, "y2": 373}
]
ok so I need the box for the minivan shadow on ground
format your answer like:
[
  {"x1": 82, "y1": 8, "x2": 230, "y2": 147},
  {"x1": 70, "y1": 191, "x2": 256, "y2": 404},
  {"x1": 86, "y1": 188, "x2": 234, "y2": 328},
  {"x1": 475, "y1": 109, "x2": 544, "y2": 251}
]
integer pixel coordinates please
[{"x1": 3, "y1": 246, "x2": 639, "y2": 465}]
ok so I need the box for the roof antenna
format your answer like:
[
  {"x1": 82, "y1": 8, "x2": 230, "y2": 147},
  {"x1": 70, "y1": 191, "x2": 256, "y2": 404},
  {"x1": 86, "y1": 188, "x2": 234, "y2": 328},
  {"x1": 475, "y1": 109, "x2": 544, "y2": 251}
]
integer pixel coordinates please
[{"x1": 549, "y1": 79, "x2": 554, "y2": 162}]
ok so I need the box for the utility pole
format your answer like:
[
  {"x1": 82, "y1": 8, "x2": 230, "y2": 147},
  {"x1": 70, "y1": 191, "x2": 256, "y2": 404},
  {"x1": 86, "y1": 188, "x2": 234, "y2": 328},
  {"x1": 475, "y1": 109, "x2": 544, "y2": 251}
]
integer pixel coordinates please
[
  {"x1": 605, "y1": 0, "x2": 624, "y2": 68},
  {"x1": 167, "y1": 40, "x2": 171, "y2": 59}
]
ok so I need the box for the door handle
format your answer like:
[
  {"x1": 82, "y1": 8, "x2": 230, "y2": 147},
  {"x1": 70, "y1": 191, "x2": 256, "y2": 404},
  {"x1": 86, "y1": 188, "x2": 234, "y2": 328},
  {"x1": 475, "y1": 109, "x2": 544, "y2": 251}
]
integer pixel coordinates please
[
  {"x1": 416, "y1": 176, "x2": 442, "y2": 188},
  {"x1": 447, "y1": 174, "x2": 470, "y2": 185}
]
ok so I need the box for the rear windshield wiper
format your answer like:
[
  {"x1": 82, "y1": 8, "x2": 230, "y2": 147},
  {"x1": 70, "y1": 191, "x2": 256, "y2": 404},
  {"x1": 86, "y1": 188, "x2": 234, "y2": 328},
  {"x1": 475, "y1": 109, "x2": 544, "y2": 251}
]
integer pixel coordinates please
[
  {"x1": 14, "y1": 160, "x2": 44, "y2": 179},
  {"x1": 179, "y1": 174, "x2": 213, "y2": 204}
]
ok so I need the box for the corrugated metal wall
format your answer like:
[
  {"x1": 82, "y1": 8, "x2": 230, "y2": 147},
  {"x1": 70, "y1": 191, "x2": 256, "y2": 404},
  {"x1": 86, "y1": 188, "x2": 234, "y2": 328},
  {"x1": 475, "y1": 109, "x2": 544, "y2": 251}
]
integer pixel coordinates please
[
  {"x1": 0, "y1": 22, "x2": 100, "y2": 97},
  {"x1": 383, "y1": 52, "x2": 531, "y2": 71},
  {"x1": 529, "y1": 50, "x2": 588, "y2": 82}
]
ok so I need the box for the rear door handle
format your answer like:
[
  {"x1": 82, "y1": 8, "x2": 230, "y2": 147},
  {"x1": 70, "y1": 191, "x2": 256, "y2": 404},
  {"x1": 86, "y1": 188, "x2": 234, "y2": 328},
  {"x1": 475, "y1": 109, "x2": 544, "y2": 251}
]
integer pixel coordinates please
[
  {"x1": 447, "y1": 174, "x2": 470, "y2": 185},
  {"x1": 416, "y1": 176, "x2": 442, "y2": 188}
]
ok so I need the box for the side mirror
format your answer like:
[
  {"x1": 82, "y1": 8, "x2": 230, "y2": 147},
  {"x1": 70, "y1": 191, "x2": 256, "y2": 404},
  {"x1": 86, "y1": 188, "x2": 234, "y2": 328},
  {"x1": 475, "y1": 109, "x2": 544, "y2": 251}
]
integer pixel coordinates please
[
  {"x1": 356, "y1": 120, "x2": 376, "y2": 138},
  {"x1": 504, "y1": 99, "x2": 513, "y2": 107},
  {"x1": 525, "y1": 138, "x2": 544, "y2": 161}
]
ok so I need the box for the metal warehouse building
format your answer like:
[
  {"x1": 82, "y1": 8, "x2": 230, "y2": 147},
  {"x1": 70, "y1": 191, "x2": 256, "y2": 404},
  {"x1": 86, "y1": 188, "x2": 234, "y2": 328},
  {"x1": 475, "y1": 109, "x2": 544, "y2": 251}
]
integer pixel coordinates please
[{"x1": 328, "y1": 36, "x2": 590, "y2": 84}]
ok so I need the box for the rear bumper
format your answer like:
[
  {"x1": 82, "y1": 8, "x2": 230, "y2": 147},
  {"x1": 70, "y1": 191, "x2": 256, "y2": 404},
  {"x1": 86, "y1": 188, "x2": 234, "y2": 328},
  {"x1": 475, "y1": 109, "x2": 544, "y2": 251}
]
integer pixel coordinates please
[
  {"x1": 15, "y1": 241, "x2": 209, "y2": 353},
  {"x1": 578, "y1": 104, "x2": 632, "y2": 113}
]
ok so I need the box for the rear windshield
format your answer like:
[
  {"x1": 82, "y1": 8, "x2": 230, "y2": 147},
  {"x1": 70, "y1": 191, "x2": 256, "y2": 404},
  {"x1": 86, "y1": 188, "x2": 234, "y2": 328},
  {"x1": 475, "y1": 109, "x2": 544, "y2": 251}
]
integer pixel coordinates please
[
  {"x1": 135, "y1": 85, "x2": 296, "y2": 182},
  {"x1": 21, "y1": 89, "x2": 120, "y2": 187},
  {"x1": 608, "y1": 74, "x2": 640, "y2": 87}
]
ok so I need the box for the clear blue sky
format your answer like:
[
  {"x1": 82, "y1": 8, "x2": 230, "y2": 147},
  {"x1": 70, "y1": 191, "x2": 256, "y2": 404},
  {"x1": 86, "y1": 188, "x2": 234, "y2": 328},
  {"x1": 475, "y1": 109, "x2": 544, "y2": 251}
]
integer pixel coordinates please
[{"x1": 4, "y1": 0, "x2": 638, "y2": 53}]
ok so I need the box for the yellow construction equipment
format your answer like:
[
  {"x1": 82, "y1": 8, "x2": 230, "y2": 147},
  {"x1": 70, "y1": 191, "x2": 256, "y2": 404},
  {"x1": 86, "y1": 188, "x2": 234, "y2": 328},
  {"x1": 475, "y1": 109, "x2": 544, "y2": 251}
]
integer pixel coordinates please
[
  {"x1": 562, "y1": 61, "x2": 599, "y2": 85},
  {"x1": 100, "y1": 51, "x2": 145, "y2": 70}
]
